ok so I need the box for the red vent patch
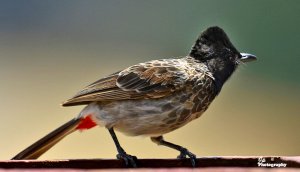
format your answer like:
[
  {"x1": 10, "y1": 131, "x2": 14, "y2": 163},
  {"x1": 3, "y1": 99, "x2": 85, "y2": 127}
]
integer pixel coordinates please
[{"x1": 76, "y1": 115, "x2": 97, "y2": 130}]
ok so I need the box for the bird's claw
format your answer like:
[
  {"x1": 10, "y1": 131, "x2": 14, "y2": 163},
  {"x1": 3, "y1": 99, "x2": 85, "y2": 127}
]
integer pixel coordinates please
[
  {"x1": 116, "y1": 152, "x2": 138, "y2": 168},
  {"x1": 177, "y1": 148, "x2": 197, "y2": 167}
]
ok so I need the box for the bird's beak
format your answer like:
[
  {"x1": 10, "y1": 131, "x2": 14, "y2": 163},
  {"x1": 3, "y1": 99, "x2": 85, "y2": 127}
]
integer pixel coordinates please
[{"x1": 240, "y1": 53, "x2": 257, "y2": 63}]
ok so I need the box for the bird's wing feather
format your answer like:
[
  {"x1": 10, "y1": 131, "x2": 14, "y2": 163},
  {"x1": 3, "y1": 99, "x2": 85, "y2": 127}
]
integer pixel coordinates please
[{"x1": 62, "y1": 59, "x2": 189, "y2": 106}]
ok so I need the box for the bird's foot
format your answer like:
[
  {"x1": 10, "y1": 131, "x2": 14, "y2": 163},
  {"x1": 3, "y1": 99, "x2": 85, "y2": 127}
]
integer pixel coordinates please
[
  {"x1": 116, "y1": 152, "x2": 138, "y2": 168},
  {"x1": 177, "y1": 147, "x2": 197, "y2": 167}
]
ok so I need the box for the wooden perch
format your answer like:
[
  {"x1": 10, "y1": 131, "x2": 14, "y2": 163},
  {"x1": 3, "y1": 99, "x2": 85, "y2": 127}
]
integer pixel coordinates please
[{"x1": 1, "y1": 157, "x2": 300, "y2": 169}]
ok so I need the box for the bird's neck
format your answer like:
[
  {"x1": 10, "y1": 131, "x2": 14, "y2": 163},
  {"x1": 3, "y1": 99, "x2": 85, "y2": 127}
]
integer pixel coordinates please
[{"x1": 205, "y1": 58, "x2": 236, "y2": 94}]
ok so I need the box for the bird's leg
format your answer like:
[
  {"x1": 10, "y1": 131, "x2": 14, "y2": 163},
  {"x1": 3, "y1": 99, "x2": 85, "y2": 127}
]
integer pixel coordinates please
[
  {"x1": 108, "y1": 128, "x2": 137, "y2": 167},
  {"x1": 151, "y1": 136, "x2": 197, "y2": 167}
]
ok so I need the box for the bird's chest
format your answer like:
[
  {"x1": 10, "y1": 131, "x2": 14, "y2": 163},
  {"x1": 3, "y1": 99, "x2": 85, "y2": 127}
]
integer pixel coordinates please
[{"x1": 164, "y1": 79, "x2": 217, "y2": 127}]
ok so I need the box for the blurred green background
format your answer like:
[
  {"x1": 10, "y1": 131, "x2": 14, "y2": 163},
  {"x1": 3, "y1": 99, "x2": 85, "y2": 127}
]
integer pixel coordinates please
[{"x1": 0, "y1": 0, "x2": 299, "y2": 160}]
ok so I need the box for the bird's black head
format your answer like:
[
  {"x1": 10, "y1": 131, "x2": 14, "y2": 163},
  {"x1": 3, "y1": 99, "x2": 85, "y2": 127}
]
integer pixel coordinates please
[{"x1": 189, "y1": 26, "x2": 256, "y2": 88}]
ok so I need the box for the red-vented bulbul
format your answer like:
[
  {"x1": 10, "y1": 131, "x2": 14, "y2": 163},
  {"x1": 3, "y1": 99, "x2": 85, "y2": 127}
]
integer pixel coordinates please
[{"x1": 12, "y1": 26, "x2": 257, "y2": 167}]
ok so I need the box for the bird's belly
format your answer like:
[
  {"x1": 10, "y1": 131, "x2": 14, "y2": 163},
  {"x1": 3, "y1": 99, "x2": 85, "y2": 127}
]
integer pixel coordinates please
[
  {"x1": 80, "y1": 90, "x2": 213, "y2": 136},
  {"x1": 101, "y1": 98, "x2": 192, "y2": 136}
]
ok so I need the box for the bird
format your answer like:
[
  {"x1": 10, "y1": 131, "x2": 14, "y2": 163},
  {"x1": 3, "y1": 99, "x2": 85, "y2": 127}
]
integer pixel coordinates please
[{"x1": 12, "y1": 26, "x2": 257, "y2": 167}]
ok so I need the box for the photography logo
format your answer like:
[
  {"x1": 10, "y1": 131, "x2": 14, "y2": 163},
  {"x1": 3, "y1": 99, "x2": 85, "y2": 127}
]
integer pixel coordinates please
[{"x1": 257, "y1": 157, "x2": 287, "y2": 167}]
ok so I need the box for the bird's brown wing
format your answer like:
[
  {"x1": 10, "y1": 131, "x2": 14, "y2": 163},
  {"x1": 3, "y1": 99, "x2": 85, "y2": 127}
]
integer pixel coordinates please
[{"x1": 62, "y1": 59, "x2": 189, "y2": 106}]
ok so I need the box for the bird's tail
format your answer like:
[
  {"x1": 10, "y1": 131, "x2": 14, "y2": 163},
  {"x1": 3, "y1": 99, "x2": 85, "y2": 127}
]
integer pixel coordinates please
[{"x1": 12, "y1": 115, "x2": 97, "y2": 160}]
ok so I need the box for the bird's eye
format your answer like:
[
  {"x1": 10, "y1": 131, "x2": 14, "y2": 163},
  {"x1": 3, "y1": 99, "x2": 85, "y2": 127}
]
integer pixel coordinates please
[{"x1": 201, "y1": 44, "x2": 210, "y2": 52}]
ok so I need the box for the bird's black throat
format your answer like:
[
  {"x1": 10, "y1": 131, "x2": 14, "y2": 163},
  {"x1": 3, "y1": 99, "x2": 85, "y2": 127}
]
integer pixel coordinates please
[{"x1": 205, "y1": 57, "x2": 237, "y2": 94}]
